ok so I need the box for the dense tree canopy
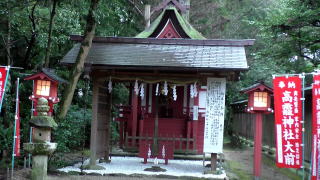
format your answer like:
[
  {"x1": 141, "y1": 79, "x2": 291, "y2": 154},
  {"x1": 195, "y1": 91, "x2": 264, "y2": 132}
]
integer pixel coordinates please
[{"x1": 0, "y1": 0, "x2": 318, "y2": 169}]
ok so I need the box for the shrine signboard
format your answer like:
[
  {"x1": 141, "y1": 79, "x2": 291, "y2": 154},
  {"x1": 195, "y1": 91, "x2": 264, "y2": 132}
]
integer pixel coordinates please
[
  {"x1": 203, "y1": 78, "x2": 226, "y2": 153},
  {"x1": 273, "y1": 76, "x2": 302, "y2": 168},
  {"x1": 311, "y1": 73, "x2": 320, "y2": 179}
]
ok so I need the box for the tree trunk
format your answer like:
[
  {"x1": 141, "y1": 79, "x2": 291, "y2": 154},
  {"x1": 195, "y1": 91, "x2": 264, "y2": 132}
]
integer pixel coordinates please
[
  {"x1": 24, "y1": 1, "x2": 38, "y2": 69},
  {"x1": 44, "y1": 0, "x2": 58, "y2": 68},
  {"x1": 6, "y1": 0, "x2": 11, "y2": 65},
  {"x1": 57, "y1": 0, "x2": 100, "y2": 120}
]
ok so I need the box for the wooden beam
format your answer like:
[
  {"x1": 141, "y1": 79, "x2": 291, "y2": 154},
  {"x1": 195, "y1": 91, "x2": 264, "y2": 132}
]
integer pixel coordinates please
[
  {"x1": 69, "y1": 35, "x2": 255, "y2": 46},
  {"x1": 153, "y1": 95, "x2": 159, "y2": 156}
]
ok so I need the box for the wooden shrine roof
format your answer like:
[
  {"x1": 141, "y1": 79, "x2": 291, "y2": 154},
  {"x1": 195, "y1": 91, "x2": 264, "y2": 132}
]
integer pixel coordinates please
[
  {"x1": 24, "y1": 68, "x2": 68, "y2": 84},
  {"x1": 61, "y1": 36, "x2": 254, "y2": 72},
  {"x1": 136, "y1": 7, "x2": 204, "y2": 39}
]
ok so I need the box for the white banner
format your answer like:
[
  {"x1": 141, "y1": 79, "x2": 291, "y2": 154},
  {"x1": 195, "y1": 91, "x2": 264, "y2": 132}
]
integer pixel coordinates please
[{"x1": 203, "y1": 78, "x2": 226, "y2": 153}]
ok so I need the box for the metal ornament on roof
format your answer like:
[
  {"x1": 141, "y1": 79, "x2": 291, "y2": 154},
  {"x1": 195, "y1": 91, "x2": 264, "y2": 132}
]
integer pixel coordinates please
[
  {"x1": 173, "y1": 85, "x2": 177, "y2": 101},
  {"x1": 163, "y1": 81, "x2": 168, "y2": 96},
  {"x1": 134, "y1": 80, "x2": 139, "y2": 95},
  {"x1": 140, "y1": 83, "x2": 145, "y2": 99},
  {"x1": 155, "y1": 83, "x2": 159, "y2": 96},
  {"x1": 108, "y1": 78, "x2": 112, "y2": 93}
]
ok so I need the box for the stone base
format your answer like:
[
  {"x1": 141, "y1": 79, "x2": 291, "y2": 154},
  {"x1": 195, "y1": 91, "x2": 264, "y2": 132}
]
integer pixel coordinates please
[
  {"x1": 99, "y1": 158, "x2": 111, "y2": 163},
  {"x1": 144, "y1": 166, "x2": 166, "y2": 172},
  {"x1": 83, "y1": 164, "x2": 105, "y2": 170},
  {"x1": 24, "y1": 142, "x2": 57, "y2": 155},
  {"x1": 32, "y1": 155, "x2": 48, "y2": 180}
]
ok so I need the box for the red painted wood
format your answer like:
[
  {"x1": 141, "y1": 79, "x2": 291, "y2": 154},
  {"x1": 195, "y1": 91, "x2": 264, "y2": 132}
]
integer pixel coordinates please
[
  {"x1": 119, "y1": 121, "x2": 124, "y2": 148},
  {"x1": 124, "y1": 85, "x2": 205, "y2": 154},
  {"x1": 157, "y1": 19, "x2": 182, "y2": 39},
  {"x1": 192, "y1": 121, "x2": 198, "y2": 150},
  {"x1": 254, "y1": 113, "x2": 263, "y2": 178},
  {"x1": 187, "y1": 121, "x2": 191, "y2": 139},
  {"x1": 139, "y1": 140, "x2": 174, "y2": 164},
  {"x1": 139, "y1": 119, "x2": 144, "y2": 145},
  {"x1": 127, "y1": 90, "x2": 133, "y2": 135},
  {"x1": 132, "y1": 92, "x2": 138, "y2": 137}
]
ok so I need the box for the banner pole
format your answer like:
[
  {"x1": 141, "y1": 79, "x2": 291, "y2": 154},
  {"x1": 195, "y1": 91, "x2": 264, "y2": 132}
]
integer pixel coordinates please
[
  {"x1": 0, "y1": 66, "x2": 10, "y2": 113},
  {"x1": 28, "y1": 80, "x2": 34, "y2": 168},
  {"x1": 11, "y1": 77, "x2": 19, "y2": 177},
  {"x1": 301, "y1": 73, "x2": 305, "y2": 180}
]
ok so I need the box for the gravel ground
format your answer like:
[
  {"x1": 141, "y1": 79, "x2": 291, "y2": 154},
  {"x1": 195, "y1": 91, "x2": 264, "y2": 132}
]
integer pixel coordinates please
[{"x1": 223, "y1": 146, "x2": 295, "y2": 180}]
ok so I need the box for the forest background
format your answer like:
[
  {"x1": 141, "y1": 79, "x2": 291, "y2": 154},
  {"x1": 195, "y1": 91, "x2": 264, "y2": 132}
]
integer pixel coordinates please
[{"x1": 0, "y1": 0, "x2": 319, "y2": 169}]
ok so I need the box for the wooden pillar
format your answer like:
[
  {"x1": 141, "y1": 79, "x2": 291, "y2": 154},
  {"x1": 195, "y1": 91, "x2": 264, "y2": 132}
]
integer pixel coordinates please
[
  {"x1": 211, "y1": 153, "x2": 217, "y2": 171},
  {"x1": 131, "y1": 89, "x2": 138, "y2": 137},
  {"x1": 144, "y1": 5, "x2": 151, "y2": 28},
  {"x1": 119, "y1": 121, "x2": 124, "y2": 148},
  {"x1": 139, "y1": 119, "x2": 144, "y2": 145},
  {"x1": 183, "y1": 85, "x2": 188, "y2": 114},
  {"x1": 104, "y1": 93, "x2": 112, "y2": 162},
  {"x1": 193, "y1": 120, "x2": 198, "y2": 152},
  {"x1": 89, "y1": 78, "x2": 99, "y2": 166},
  {"x1": 148, "y1": 84, "x2": 153, "y2": 113},
  {"x1": 254, "y1": 113, "x2": 263, "y2": 179},
  {"x1": 153, "y1": 95, "x2": 159, "y2": 155},
  {"x1": 193, "y1": 89, "x2": 199, "y2": 152}
]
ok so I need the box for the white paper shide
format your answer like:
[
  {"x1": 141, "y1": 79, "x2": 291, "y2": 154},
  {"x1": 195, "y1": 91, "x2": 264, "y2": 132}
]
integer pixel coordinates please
[{"x1": 203, "y1": 78, "x2": 226, "y2": 153}]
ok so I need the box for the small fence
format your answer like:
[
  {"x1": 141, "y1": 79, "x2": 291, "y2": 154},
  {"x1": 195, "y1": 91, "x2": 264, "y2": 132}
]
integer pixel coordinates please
[
  {"x1": 231, "y1": 94, "x2": 313, "y2": 162},
  {"x1": 124, "y1": 132, "x2": 197, "y2": 154}
]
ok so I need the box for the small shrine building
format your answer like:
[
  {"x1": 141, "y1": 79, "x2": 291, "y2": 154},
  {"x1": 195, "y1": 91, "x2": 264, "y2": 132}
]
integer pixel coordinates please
[{"x1": 62, "y1": 0, "x2": 254, "y2": 165}]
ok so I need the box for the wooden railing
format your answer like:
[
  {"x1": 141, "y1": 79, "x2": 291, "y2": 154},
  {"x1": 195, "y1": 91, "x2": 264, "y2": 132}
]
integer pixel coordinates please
[{"x1": 124, "y1": 132, "x2": 197, "y2": 154}]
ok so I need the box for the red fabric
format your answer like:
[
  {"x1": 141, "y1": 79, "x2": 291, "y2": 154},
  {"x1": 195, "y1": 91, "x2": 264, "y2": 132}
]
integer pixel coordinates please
[
  {"x1": 0, "y1": 67, "x2": 8, "y2": 106},
  {"x1": 311, "y1": 74, "x2": 320, "y2": 179},
  {"x1": 273, "y1": 76, "x2": 302, "y2": 168},
  {"x1": 14, "y1": 97, "x2": 20, "y2": 157}
]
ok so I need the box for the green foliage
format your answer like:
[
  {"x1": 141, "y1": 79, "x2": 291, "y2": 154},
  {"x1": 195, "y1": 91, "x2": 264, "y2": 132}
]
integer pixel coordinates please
[
  {"x1": 112, "y1": 83, "x2": 129, "y2": 105},
  {"x1": 253, "y1": 0, "x2": 320, "y2": 73},
  {"x1": 53, "y1": 105, "x2": 91, "y2": 153}
]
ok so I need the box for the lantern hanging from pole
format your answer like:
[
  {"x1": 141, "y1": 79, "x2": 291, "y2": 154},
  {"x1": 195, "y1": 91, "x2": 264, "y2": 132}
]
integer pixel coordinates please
[
  {"x1": 24, "y1": 68, "x2": 68, "y2": 116},
  {"x1": 241, "y1": 81, "x2": 273, "y2": 113},
  {"x1": 240, "y1": 81, "x2": 273, "y2": 180}
]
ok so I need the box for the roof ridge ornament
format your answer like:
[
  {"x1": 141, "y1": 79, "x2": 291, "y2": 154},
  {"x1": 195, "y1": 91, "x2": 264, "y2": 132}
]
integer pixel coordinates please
[{"x1": 152, "y1": 0, "x2": 187, "y2": 15}]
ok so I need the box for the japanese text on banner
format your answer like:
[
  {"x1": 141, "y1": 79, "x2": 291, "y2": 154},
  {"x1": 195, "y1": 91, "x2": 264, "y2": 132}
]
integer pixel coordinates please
[
  {"x1": 311, "y1": 74, "x2": 320, "y2": 180},
  {"x1": 0, "y1": 67, "x2": 8, "y2": 109},
  {"x1": 273, "y1": 76, "x2": 302, "y2": 168}
]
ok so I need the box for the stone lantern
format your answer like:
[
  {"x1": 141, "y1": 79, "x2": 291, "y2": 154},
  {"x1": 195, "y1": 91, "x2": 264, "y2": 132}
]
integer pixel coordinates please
[{"x1": 24, "y1": 98, "x2": 57, "y2": 180}]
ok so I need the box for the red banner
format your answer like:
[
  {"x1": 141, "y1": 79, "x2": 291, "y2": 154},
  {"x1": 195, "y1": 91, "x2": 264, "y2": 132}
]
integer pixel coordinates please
[
  {"x1": 311, "y1": 74, "x2": 320, "y2": 179},
  {"x1": 0, "y1": 67, "x2": 8, "y2": 108},
  {"x1": 273, "y1": 76, "x2": 302, "y2": 168},
  {"x1": 14, "y1": 99, "x2": 20, "y2": 157}
]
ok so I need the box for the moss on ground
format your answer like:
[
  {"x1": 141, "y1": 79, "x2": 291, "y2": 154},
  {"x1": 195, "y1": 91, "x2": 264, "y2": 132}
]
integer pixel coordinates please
[
  {"x1": 225, "y1": 160, "x2": 251, "y2": 180},
  {"x1": 262, "y1": 155, "x2": 301, "y2": 180}
]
